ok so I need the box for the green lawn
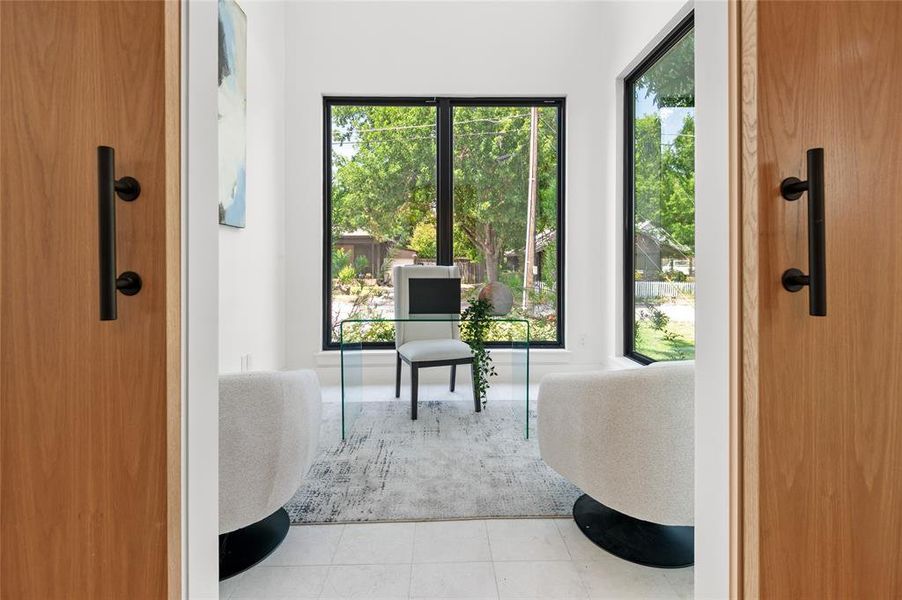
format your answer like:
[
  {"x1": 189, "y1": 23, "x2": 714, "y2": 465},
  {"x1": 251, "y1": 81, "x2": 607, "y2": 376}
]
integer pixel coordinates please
[{"x1": 634, "y1": 319, "x2": 695, "y2": 362}]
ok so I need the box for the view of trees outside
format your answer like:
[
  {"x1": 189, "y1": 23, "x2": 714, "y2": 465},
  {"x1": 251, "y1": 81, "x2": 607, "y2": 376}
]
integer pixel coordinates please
[
  {"x1": 631, "y1": 27, "x2": 695, "y2": 361},
  {"x1": 451, "y1": 106, "x2": 559, "y2": 342},
  {"x1": 328, "y1": 102, "x2": 561, "y2": 345},
  {"x1": 329, "y1": 104, "x2": 436, "y2": 344}
]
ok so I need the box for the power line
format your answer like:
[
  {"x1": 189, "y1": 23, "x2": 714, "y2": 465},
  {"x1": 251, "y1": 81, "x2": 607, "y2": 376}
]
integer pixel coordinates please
[
  {"x1": 332, "y1": 123, "x2": 559, "y2": 147},
  {"x1": 335, "y1": 112, "x2": 533, "y2": 137}
]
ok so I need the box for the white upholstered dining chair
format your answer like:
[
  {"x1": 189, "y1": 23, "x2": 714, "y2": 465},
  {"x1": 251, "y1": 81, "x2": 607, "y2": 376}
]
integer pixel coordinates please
[{"x1": 392, "y1": 264, "x2": 478, "y2": 419}]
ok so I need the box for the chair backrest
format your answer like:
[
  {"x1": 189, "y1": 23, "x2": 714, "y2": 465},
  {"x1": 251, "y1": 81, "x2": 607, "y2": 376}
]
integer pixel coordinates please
[{"x1": 393, "y1": 264, "x2": 461, "y2": 348}]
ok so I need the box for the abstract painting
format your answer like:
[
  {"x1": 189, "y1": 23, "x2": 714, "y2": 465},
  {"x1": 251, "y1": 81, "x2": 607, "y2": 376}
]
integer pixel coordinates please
[{"x1": 218, "y1": 0, "x2": 247, "y2": 228}]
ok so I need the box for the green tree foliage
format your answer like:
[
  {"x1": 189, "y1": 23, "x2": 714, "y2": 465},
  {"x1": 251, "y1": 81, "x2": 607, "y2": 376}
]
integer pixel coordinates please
[
  {"x1": 634, "y1": 114, "x2": 695, "y2": 254},
  {"x1": 408, "y1": 220, "x2": 481, "y2": 262},
  {"x1": 631, "y1": 28, "x2": 696, "y2": 361},
  {"x1": 452, "y1": 106, "x2": 558, "y2": 282},
  {"x1": 331, "y1": 247, "x2": 351, "y2": 274},
  {"x1": 354, "y1": 254, "x2": 369, "y2": 276},
  {"x1": 408, "y1": 221, "x2": 437, "y2": 259},
  {"x1": 634, "y1": 114, "x2": 664, "y2": 227},
  {"x1": 637, "y1": 29, "x2": 694, "y2": 108},
  {"x1": 329, "y1": 105, "x2": 558, "y2": 283},
  {"x1": 660, "y1": 116, "x2": 694, "y2": 252},
  {"x1": 331, "y1": 105, "x2": 437, "y2": 248},
  {"x1": 632, "y1": 27, "x2": 696, "y2": 257}
]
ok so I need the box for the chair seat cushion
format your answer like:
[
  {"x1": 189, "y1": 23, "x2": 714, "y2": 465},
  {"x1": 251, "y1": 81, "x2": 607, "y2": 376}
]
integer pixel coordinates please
[{"x1": 399, "y1": 339, "x2": 473, "y2": 362}]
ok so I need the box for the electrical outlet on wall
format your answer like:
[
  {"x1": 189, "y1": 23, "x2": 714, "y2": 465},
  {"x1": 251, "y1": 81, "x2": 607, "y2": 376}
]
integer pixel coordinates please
[{"x1": 240, "y1": 354, "x2": 252, "y2": 372}]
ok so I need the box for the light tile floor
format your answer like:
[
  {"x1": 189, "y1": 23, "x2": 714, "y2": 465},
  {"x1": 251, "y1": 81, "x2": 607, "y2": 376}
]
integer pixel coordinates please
[{"x1": 221, "y1": 518, "x2": 693, "y2": 599}]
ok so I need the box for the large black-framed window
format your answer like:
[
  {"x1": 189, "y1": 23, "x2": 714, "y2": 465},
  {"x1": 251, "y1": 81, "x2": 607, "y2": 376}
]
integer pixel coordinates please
[
  {"x1": 623, "y1": 14, "x2": 695, "y2": 364},
  {"x1": 324, "y1": 97, "x2": 565, "y2": 350}
]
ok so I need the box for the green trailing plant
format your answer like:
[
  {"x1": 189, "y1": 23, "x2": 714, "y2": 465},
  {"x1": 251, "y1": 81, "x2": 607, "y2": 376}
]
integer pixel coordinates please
[{"x1": 460, "y1": 298, "x2": 496, "y2": 409}]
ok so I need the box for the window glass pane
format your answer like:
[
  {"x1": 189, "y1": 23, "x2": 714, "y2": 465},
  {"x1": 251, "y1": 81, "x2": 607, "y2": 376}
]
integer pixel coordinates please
[
  {"x1": 631, "y1": 27, "x2": 695, "y2": 361},
  {"x1": 452, "y1": 105, "x2": 560, "y2": 343},
  {"x1": 329, "y1": 104, "x2": 437, "y2": 344}
]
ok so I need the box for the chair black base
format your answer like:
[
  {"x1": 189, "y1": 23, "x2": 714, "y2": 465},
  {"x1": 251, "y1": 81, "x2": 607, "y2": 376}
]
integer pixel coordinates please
[
  {"x1": 396, "y1": 352, "x2": 479, "y2": 420},
  {"x1": 219, "y1": 507, "x2": 290, "y2": 581},
  {"x1": 572, "y1": 494, "x2": 694, "y2": 568}
]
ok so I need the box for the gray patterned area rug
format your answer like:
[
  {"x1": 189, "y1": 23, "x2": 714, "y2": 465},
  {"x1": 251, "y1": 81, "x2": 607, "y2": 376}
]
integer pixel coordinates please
[{"x1": 284, "y1": 398, "x2": 581, "y2": 524}]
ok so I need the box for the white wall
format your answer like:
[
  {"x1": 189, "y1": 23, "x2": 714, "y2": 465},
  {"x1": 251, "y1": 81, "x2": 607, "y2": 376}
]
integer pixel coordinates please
[
  {"x1": 283, "y1": 1, "x2": 690, "y2": 383},
  {"x1": 612, "y1": 2, "x2": 733, "y2": 596},
  {"x1": 187, "y1": 1, "x2": 288, "y2": 597},
  {"x1": 605, "y1": 0, "x2": 687, "y2": 358},
  {"x1": 186, "y1": 0, "x2": 220, "y2": 596},
  {"x1": 218, "y1": 0, "x2": 287, "y2": 374},
  {"x1": 608, "y1": 3, "x2": 733, "y2": 596},
  {"x1": 693, "y1": 1, "x2": 730, "y2": 597}
]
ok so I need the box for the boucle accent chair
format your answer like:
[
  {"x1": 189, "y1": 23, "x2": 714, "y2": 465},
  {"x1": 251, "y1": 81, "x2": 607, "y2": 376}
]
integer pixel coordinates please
[
  {"x1": 538, "y1": 361, "x2": 694, "y2": 568},
  {"x1": 219, "y1": 370, "x2": 322, "y2": 580},
  {"x1": 393, "y1": 264, "x2": 478, "y2": 419}
]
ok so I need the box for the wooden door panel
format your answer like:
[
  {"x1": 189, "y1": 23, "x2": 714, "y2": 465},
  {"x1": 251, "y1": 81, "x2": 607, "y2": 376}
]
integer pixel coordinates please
[
  {"x1": 0, "y1": 2, "x2": 180, "y2": 598},
  {"x1": 750, "y1": 1, "x2": 902, "y2": 597}
]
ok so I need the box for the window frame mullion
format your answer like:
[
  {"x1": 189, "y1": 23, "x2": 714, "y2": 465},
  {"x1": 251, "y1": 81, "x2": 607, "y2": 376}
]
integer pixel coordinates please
[{"x1": 436, "y1": 99, "x2": 453, "y2": 266}]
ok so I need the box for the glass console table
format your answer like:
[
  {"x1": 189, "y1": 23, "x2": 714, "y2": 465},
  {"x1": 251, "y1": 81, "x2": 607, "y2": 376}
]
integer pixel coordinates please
[{"x1": 339, "y1": 318, "x2": 530, "y2": 440}]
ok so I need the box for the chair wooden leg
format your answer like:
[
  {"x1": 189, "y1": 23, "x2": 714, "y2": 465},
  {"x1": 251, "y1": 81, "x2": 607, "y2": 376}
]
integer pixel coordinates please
[
  {"x1": 450, "y1": 364, "x2": 456, "y2": 392},
  {"x1": 471, "y1": 362, "x2": 481, "y2": 413},
  {"x1": 395, "y1": 352, "x2": 401, "y2": 398},
  {"x1": 411, "y1": 365, "x2": 419, "y2": 420}
]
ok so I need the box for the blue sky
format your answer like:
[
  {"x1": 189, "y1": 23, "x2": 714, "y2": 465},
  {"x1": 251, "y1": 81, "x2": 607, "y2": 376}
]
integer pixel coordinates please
[{"x1": 636, "y1": 84, "x2": 694, "y2": 148}]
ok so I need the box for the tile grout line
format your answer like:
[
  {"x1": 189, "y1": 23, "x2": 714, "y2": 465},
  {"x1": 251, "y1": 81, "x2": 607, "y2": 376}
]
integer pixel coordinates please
[
  {"x1": 556, "y1": 519, "x2": 592, "y2": 599},
  {"x1": 320, "y1": 524, "x2": 347, "y2": 598},
  {"x1": 555, "y1": 519, "x2": 574, "y2": 561},
  {"x1": 223, "y1": 572, "x2": 242, "y2": 600},
  {"x1": 238, "y1": 518, "x2": 685, "y2": 599},
  {"x1": 312, "y1": 563, "x2": 328, "y2": 599},
  {"x1": 663, "y1": 568, "x2": 694, "y2": 599},
  {"x1": 411, "y1": 523, "x2": 419, "y2": 597},
  {"x1": 407, "y1": 523, "x2": 415, "y2": 599},
  {"x1": 484, "y1": 520, "x2": 503, "y2": 600},
  {"x1": 327, "y1": 524, "x2": 347, "y2": 564}
]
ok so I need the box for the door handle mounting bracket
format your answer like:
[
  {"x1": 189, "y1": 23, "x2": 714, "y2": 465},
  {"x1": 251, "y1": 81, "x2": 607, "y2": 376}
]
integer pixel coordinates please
[
  {"x1": 780, "y1": 148, "x2": 826, "y2": 316},
  {"x1": 98, "y1": 146, "x2": 142, "y2": 321}
]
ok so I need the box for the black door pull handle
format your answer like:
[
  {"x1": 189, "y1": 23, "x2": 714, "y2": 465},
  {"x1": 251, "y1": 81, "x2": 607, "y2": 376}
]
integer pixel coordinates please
[
  {"x1": 98, "y1": 145, "x2": 142, "y2": 321},
  {"x1": 780, "y1": 147, "x2": 826, "y2": 316}
]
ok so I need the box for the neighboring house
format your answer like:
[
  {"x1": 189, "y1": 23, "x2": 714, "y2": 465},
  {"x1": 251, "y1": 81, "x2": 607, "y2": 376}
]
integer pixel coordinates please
[
  {"x1": 334, "y1": 229, "x2": 417, "y2": 281},
  {"x1": 503, "y1": 229, "x2": 556, "y2": 285},
  {"x1": 634, "y1": 220, "x2": 693, "y2": 278},
  {"x1": 338, "y1": 228, "x2": 558, "y2": 286}
]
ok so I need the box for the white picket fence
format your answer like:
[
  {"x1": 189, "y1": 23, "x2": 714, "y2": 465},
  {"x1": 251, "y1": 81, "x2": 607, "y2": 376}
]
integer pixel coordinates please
[{"x1": 635, "y1": 281, "x2": 695, "y2": 299}]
